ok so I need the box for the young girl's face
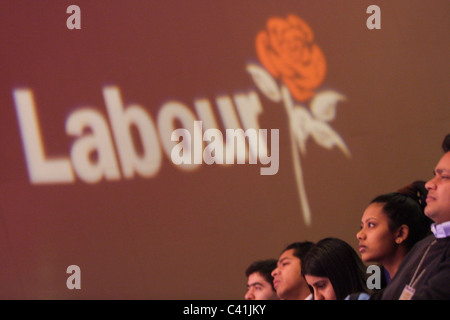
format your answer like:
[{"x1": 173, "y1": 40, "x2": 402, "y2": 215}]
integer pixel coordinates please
[
  {"x1": 304, "y1": 275, "x2": 336, "y2": 300},
  {"x1": 357, "y1": 202, "x2": 397, "y2": 264}
]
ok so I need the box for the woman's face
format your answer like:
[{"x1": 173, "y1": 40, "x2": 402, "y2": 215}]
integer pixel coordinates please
[
  {"x1": 356, "y1": 202, "x2": 397, "y2": 264},
  {"x1": 304, "y1": 275, "x2": 336, "y2": 300}
]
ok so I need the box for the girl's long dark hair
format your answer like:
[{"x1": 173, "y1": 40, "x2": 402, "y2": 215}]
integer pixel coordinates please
[{"x1": 302, "y1": 237, "x2": 369, "y2": 300}]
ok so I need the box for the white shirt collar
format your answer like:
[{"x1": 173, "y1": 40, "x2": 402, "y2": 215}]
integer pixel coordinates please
[{"x1": 431, "y1": 221, "x2": 450, "y2": 239}]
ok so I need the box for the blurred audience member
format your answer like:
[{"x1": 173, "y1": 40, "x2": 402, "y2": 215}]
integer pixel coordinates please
[
  {"x1": 271, "y1": 241, "x2": 314, "y2": 300},
  {"x1": 382, "y1": 134, "x2": 450, "y2": 299},
  {"x1": 357, "y1": 181, "x2": 432, "y2": 298},
  {"x1": 245, "y1": 259, "x2": 279, "y2": 300},
  {"x1": 302, "y1": 237, "x2": 370, "y2": 300}
]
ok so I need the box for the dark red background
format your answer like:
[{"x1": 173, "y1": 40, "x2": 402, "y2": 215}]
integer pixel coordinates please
[{"x1": 0, "y1": 0, "x2": 449, "y2": 299}]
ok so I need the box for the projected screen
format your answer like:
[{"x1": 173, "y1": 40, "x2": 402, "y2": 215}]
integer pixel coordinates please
[{"x1": 0, "y1": 0, "x2": 448, "y2": 299}]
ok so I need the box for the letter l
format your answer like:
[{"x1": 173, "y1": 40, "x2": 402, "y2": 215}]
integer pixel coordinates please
[{"x1": 13, "y1": 89, "x2": 74, "y2": 184}]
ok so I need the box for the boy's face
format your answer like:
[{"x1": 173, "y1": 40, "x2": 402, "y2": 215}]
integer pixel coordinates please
[
  {"x1": 271, "y1": 249, "x2": 306, "y2": 300},
  {"x1": 245, "y1": 272, "x2": 278, "y2": 300}
]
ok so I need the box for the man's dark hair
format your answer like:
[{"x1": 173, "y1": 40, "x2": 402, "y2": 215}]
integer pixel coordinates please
[
  {"x1": 442, "y1": 134, "x2": 450, "y2": 153},
  {"x1": 245, "y1": 259, "x2": 278, "y2": 291},
  {"x1": 282, "y1": 241, "x2": 315, "y2": 260}
]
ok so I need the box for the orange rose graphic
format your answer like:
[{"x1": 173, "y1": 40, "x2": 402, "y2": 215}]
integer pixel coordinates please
[
  {"x1": 248, "y1": 14, "x2": 350, "y2": 226},
  {"x1": 256, "y1": 14, "x2": 327, "y2": 102}
]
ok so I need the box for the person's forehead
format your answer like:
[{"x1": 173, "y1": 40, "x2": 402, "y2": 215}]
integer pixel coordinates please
[
  {"x1": 436, "y1": 152, "x2": 450, "y2": 170},
  {"x1": 280, "y1": 248, "x2": 298, "y2": 260},
  {"x1": 361, "y1": 203, "x2": 388, "y2": 222},
  {"x1": 305, "y1": 274, "x2": 329, "y2": 283},
  {"x1": 248, "y1": 272, "x2": 270, "y2": 285},
  {"x1": 363, "y1": 202, "x2": 384, "y2": 216}
]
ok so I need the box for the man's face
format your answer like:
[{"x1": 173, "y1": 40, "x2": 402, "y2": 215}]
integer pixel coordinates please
[
  {"x1": 425, "y1": 152, "x2": 450, "y2": 224},
  {"x1": 245, "y1": 272, "x2": 279, "y2": 300},
  {"x1": 271, "y1": 249, "x2": 305, "y2": 300}
]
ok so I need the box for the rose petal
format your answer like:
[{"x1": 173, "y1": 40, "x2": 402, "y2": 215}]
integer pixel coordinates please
[
  {"x1": 256, "y1": 31, "x2": 280, "y2": 78},
  {"x1": 290, "y1": 45, "x2": 327, "y2": 89},
  {"x1": 287, "y1": 15, "x2": 314, "y2": 43},
  {"x1": 283, "y1": 76, "x2": 315, "y2": 102}
]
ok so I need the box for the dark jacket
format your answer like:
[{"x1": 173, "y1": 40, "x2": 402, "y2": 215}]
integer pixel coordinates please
[{"x1": 382, "y1": 234, "x2": 450, "y2": 300}]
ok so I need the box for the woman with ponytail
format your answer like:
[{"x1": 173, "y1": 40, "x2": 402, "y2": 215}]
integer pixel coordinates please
[{"x1": 356, "y1": 181, "x2": 432, "y2": 298}]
